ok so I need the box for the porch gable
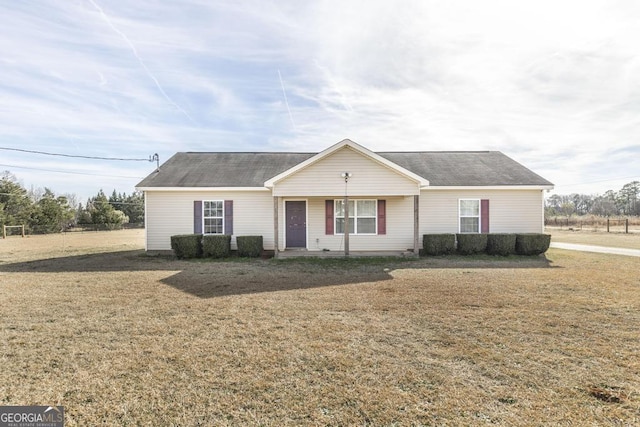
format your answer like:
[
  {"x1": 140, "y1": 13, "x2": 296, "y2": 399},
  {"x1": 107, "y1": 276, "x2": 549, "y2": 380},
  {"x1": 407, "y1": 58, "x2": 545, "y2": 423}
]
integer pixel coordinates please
[{"x1": 270, "y1": 142, "x2": 423, "y2": 197}]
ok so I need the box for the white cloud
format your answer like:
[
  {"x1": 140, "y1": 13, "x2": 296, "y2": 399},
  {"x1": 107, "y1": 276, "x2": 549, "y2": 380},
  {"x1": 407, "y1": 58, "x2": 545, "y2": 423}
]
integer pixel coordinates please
[{"x1": 0, "y1": 0, "x2": 638, "y2": 199}]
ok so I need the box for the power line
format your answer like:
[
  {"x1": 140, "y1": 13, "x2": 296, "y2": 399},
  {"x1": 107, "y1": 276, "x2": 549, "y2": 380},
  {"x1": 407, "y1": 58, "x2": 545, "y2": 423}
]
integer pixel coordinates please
[
  {"x1": 0, "y1": 192, "x2": 142, "y2": 202},
  {"x1": 0, "y1": 163, "x2": 144, "y2": 179},
  {"x1": 0, "y1": 146, "x2": 153, "y2": 161},
  {"x1": 553, "y1": 175, "x2": 640, "y2": 189}
]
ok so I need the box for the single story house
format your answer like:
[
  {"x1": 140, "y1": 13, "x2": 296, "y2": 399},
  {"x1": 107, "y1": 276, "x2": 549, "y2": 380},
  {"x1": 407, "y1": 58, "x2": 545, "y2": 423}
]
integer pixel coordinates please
[{"x1": 136, "y1": 139, "x2": 553, "y2": 256}]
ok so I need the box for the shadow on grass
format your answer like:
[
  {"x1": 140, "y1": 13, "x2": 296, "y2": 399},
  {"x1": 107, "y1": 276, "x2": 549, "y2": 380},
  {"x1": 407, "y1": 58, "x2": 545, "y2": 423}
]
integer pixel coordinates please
[
  {"x1": 165, "y1": 255, "x2": 557, "y2": 298},
  {"x1": 0, "y1": 250, "x2": 160, "y2": 273},
  {"x1": 0, "y1": 250, "x2": 556, "y2": 298},
  {"x1": 160, "y1": 266, "x2": 395, "y2": 298}
]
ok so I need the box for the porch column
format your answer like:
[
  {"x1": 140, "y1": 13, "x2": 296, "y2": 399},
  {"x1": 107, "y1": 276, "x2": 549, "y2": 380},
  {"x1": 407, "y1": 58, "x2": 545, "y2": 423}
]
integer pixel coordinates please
[
  {"x1": 414, "y1": 194, "x2": 420, "y2": 257},
  {"x1": 273, "y1": 196, "x2": 279, "y2": 258},
  {"x1": 344, "y1": 195, "x2": 349, "y2": 256}
]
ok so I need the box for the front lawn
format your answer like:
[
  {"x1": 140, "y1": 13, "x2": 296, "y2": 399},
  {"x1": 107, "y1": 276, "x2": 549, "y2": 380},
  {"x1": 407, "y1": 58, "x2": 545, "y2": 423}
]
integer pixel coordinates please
[{"x1": 0, "y1": 231, "x2": 638, "y2": 425}]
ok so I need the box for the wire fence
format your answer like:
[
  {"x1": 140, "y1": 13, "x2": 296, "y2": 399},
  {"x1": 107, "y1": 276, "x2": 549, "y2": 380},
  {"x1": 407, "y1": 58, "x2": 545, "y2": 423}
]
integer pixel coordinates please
[
  {"x1": 66, "y1": 223, "x2": 144, "y2": 233},
  {"x1": 545, "y1": 216, "x2": 640, "y2": 233},
  {"x1": 2, "y1": 223, "x2": 144, "y2": 237}
]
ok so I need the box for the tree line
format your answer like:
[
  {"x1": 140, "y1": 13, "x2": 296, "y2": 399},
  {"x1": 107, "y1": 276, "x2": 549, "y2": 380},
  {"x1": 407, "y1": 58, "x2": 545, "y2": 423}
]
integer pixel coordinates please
[
  {"x1": 0, "y1": 171, "x2": 144, "y2": 234},
  {"x1": 545, "y1": 181, "x2": 640, "y2": 217}
]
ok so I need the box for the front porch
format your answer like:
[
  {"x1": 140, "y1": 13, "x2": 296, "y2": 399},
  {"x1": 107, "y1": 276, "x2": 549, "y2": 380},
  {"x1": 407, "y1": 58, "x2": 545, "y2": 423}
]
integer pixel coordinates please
[
  {"x1": 275, "y1": 249, "x2": 417, "y2": 259},
  {"x1": 272, "y1": 196, "x2": 420, "y2": 258},
  {"x1": 266, "y1": 140, "x2": 426, "y2": 258}
]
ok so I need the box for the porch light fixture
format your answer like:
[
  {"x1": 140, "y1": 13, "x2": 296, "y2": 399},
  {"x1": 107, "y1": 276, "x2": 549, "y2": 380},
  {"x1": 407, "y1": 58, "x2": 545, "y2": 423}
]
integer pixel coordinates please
[{"x1": 341, "y1": 172, "x2": 352, "y2": 182}]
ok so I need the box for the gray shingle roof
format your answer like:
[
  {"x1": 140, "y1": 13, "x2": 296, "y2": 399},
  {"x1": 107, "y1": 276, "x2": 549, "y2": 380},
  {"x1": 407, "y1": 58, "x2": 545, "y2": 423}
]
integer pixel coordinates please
[
  {"x1": 379, "y1": 151, "x2": 553, "y2": 186},
  {"x1": 137, "y1": 152, "x2": 315, "y2": 188},
  {"x1": 136, "y1": 150, "x2": 553, "y2": 188}
]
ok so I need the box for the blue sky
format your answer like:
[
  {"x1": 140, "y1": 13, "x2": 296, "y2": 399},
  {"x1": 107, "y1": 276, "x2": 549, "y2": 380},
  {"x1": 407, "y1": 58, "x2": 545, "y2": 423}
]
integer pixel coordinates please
[{"x1": 1, "y1": 0, "x2": 639, "y2": 202}]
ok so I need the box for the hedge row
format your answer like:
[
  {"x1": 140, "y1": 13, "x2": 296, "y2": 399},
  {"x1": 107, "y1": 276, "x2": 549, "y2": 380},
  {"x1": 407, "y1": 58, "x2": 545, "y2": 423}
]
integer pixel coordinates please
[
  {"x1": 170, "y1": 234, "x2": 203, "y2": 259},
  {"x1": 236, "y1": 236, "x2": 263, "y2": 258},
  {"x1": 170, "y1": 234, "x2": 263, "y2": 259},
  {"x1": 203, "y1": 235, "x2": 231, "y2": 258},
  {"x1": 423, "y1": 233, "x2": 550, "y2": 256}
]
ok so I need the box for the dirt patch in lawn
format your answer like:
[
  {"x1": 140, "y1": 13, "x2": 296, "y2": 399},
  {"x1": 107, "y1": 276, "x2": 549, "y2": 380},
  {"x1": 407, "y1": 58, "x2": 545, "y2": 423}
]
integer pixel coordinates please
[{"x1": 1, "y1": 230, "x2": 639, "y2": 425}]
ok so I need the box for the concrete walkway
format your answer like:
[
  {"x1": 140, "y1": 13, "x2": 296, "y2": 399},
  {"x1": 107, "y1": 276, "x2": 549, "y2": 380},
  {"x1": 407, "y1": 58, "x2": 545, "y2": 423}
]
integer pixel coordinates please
[{"x1": 550, "y1": 242, "x2": 640, "y2": 257}]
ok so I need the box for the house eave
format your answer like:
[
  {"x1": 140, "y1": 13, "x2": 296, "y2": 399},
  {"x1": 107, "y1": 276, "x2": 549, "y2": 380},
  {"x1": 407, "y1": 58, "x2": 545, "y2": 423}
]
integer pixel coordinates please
[
  {"x1": 421, "y1": 185, "x2": 555, "y2": 191},
  {"x1": 136, "y1": 186, "x2": 270, "y2": 192},
  {"x1": 136, "y1": 184, "x2": 554, "y2": 193}
]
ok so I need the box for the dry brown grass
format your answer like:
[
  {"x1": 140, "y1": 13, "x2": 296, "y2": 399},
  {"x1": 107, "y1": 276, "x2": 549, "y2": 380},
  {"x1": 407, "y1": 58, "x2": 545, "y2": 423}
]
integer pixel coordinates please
[{"x1": 1, "y1": 230, "x2": 639, "y2": 426}]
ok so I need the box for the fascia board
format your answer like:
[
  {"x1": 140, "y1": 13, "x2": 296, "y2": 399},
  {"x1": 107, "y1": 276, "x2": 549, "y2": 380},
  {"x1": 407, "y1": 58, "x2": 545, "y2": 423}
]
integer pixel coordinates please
[
  {"x1": 136, "y1": 187, "x2": 270, "y2": 192},
  {"x1": 421, "y1": 185, "x2": 555, "y2": 191}
]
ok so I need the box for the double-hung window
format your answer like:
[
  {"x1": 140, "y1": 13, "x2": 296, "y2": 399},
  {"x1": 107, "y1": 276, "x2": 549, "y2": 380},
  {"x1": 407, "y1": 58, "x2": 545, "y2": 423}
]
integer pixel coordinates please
[
  {"x1": 459, "y1": 199, "x2": 480, "y2": 233},
  {"x1": 203, "y1": 201, "x2": 224, "y2": 234},
  {"x1": 335, "y1": 199, "x2": 377, "y2": 234}
]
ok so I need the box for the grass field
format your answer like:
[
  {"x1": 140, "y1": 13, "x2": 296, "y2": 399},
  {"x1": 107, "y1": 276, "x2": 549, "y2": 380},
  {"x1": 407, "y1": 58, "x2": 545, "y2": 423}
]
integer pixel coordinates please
[
  {"x1": 546, "y1": 227, "x2": 640, "y2": 250},
  {"x1": 1, "y1": 230, "x2": 639, "y2": 426}
]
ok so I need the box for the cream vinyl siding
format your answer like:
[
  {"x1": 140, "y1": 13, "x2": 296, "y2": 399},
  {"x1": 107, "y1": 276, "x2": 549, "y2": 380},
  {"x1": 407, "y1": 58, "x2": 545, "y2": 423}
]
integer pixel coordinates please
[
  {"x1": 420, "y1": 189, "x2": 545, "y2": 235},
  {"x1": 273, "y1": 146, "x2": 419, "y2": 197},
  {"x1": 278, "y1": 197, "x2": 414, "y2": 252},
  {"x1": 145, "y1": 188, "x2": 544, "y2": 252},
  {"x1": 145, "y1": 190, "x2": 274, "y2": 251}
]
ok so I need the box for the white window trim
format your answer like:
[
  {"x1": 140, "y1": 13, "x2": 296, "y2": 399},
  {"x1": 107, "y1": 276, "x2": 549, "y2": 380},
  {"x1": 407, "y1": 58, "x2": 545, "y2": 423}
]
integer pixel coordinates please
[
  {"x1": 334, "y1": 199, "x2": 378, "y2": 235},
  {"x1": 203, "y1": 200, "x2": 225, "y2": 235},
  {"x1": 459, "y1": 199, "x2": 480, "y2": 234}
]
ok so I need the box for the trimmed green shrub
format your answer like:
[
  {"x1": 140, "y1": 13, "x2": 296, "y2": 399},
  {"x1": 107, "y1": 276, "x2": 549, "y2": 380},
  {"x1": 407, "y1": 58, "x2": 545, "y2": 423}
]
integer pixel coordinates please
[
  {"x1": 516, "y1": 233, "x2": 551, "y2": 255},
  {"x1": 236, "y1": 235, "x2": 263, "y2": 258},
  {"x1": 170, "y1": 234, "x2": 202, "y2": 259},
  {"x1": 422, "y1": 234, "x2": 456, "y2": 256},
  {"x1": 486, "y1": 233, "x2": 517, "y2": 256},
  {"x1": 456, "y1": 233, "x2": 488, "y2": 255},
  {"x1": 203, "y1": 234, "x2": 231, "y2": 258}
]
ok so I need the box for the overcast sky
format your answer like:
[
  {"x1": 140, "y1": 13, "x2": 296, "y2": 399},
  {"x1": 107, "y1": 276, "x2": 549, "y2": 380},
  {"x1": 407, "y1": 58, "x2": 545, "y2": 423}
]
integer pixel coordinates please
[{"x1": 1, "y1": 0, "x2": 639, "y2": 201}]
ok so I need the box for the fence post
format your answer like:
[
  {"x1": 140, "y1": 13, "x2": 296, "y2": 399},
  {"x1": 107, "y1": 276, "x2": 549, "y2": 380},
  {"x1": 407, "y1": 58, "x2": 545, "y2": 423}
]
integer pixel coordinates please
[
  {"x1": 626, "y1": 218, "x2": 629, "y2": 234},
  {"x1": 607, "y1": 218, "x2": 610, "y2": 233}
]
